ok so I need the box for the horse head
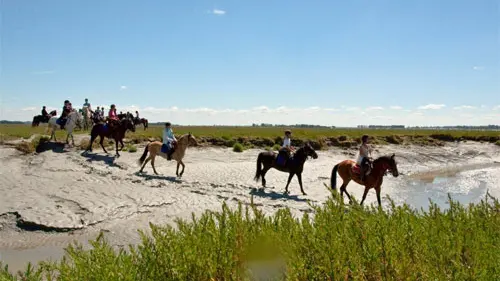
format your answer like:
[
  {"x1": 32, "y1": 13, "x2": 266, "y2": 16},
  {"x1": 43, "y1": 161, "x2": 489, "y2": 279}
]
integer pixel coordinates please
[
  {"x1": 299, "y1": 142, "x2": 318, "y2": 159},
  {"x1": 187, "y1": 132, "x2": 198, "y2": 146},
  {"x1": 125, "y1": 117, "x2": 136, "y2": 132},
  {"x1": 375, "y1": 154, "x2": 399, "y2": 177}
]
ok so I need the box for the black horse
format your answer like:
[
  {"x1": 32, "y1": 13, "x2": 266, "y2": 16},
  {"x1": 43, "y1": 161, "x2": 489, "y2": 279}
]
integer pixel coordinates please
[
  {"x1": 32, "y1": 110, "x2": 56, "y2": 127},
  {"x1": 85, "y1": 117, "x2": 136, "y2": 157},
  {"x1": 254, "y1": 142, "x2": 318, "y2": 195}
]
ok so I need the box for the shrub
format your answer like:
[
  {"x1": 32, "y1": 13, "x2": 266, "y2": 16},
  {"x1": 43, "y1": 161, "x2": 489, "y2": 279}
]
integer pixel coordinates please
[
  {"x1": 2, "y1": 193, "x2": 500, "y2": 280},
  {"x1": 496, "y1": 140, "x2": 500, "y2": 146},
  {"x1": 127, "y1": 144, "x2": 137, "y2": 153},
  {"x1": 233, "y1": 142, "x2": 244, "y2": 152},
  {"x1": 272, "y1": 144, "x2": 281, "y2": 151}
]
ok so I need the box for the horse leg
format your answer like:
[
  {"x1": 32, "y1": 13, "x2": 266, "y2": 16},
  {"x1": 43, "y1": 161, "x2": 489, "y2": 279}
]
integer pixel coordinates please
[
  {"x1": 176, "y1": 162, "x2": 180, "y2": 177},
  {"x1": 139, "y1": 157, "x2": 151, "y2": 173},
  {"x1": 360, "y1": 186, "x2": 370, "y2": 206},
  {"x1": 297, "y1": 173, "x2": 306, "y2": 196},
  {"x1": 179, "y1": 161, "x2": 185, "y2": 177},
  {"x1": 151, "y1": 156, "x2": 158, "y2": 175},
  {"x1": 261, "y1": 167, "x2": 270, "y2": 188},
  {"x1": 284, "y1": 173, "x2": 295, "y2": 194},
  {"x1": 375, "y1": 185, "x2": 382, "y2": 208},
  {"x1": 115, "y1": 139, "x2": 120, "y2": 157},
  {"x1": 100, "y1": 136, "x2": 108, "y2": 154},
  {"x1": 341, "y1": 183, "x2": 353, "y2": 203}
]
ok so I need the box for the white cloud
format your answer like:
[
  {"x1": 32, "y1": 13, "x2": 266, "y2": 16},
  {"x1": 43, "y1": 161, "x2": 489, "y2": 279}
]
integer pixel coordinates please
[
  {"x1": 472, "y1": 66, "x2": 484, "y2": 71},
  {"x1": 390, "y1": 106, "x2": 403, "y2": 110},
  {"x1": 418, "y1": 104, "x2": 446, "y2": 110},
  {"x1": 366, "y1": 106, "x2": 384, "y2": 111},
  {"x1": 120, "y1": 86, "x2": 127, "y2": 90},
  {"x1": 453, "y1": 105, "x2": 477, "y2": 110},
  {"x1": 210, "y1": 9, "x2": 226, "y2": 15},
  {"x1": 493, "y1": 105, "x2": 500, "y2": 111},
  {"x1": 2, "y1": 105, "x2": 499, "y2": 126}
]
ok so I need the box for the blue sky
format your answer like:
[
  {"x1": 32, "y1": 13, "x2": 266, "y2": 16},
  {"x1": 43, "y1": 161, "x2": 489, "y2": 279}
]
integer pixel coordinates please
[{"x1": 1, "y1": 0, "x2": 499, "y2": 125}]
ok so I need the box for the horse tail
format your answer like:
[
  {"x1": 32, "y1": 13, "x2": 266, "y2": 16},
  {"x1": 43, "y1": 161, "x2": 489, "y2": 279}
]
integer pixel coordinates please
[
  {"x1": 330, "y1": 164, "x2": 339, "y2": 190},
  {"x1": 254, "y1": 152, "x2": 263, "y2": 182},
  {"x1": 138, "y1": 143, "x2": 150, "y2": 165}
]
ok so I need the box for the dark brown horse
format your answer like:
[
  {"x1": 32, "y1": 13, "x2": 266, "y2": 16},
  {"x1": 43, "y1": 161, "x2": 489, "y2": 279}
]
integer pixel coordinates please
[
  {"x1": 32, "y1": 110, "x2": 56, "y2": 127},
  {"x1": 330, "y1": 154, "x2": 399, "y2": 207},
  {"x1": 85, "y1": 117, "x2": 136, "y2": 157},
  {"x1": 254, "y1": 143, "x2": 318, "y2": 195},
  {"x1": 134, "y1": 118, "x2": 148, "y2": 130}
]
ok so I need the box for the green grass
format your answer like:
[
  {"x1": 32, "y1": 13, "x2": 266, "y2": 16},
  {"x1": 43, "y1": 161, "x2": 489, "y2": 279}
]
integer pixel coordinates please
[
  {"x1": 1, "y1": 191, "x2": 499, "y2": 280},
  {"x1": 1, "y1": 124, "x2": 499, "y2": 149}
]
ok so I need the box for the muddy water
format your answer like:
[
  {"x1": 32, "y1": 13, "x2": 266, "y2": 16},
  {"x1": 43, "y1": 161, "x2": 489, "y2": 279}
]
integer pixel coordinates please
[{"x1": 0, "y1": 141, "x2": 499, "y2": 273}]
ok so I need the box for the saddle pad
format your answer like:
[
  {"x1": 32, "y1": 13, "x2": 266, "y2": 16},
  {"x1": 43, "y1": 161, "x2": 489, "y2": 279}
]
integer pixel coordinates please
[
  {"x1": 161, "y1": 144, "x2": 169, "y2": 154},
  {"x1": 352, "y1": 164, "x2": 361, "y2": 174}
]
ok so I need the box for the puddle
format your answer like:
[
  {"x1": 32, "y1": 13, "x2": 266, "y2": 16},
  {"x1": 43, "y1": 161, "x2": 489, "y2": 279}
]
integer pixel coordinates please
[{"x1": 393, "y1": 161, "x2": 500, "y2": 211}]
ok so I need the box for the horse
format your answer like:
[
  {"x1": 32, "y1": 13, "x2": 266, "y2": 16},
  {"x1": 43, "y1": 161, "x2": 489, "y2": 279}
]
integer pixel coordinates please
[
  {"x1": 134, "y1": 118, "x2": 148, "y2": 130},
  {"x1": 46, "y1": 110, "x2": 82, "y2": 145},
  {"x1": 330, "y1": 154, "x2": 399, "y2": 207},
  {"x1": 81, "y1": 106, "x2": 93, "y2": 131},
  {"x1": 138, "y1": 133, "x2": 198, "y2": 178},
  {"x1": 32, "y1": 110, "x2": 56, "y2": 127},
  {"x1": 254, "y1": 143, "x2": 318, "y2": 195},
  {"x1": 85, "y1": 117, "x2": 136, "y2": 157}
]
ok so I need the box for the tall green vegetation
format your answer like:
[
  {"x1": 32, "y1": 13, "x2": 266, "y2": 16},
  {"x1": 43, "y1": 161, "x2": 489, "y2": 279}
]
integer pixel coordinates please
[{"x1": 2, "y1": 191, "x2": 499, "y2": 280}]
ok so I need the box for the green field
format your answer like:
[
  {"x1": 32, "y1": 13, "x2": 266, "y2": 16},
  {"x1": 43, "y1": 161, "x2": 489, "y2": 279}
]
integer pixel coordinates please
[
  {"x1": 1, "y1": 193, "x2": 499, "y2": 280},
  {"x1": 1, "y1": 124, "x2": 499, "y2": 151}
]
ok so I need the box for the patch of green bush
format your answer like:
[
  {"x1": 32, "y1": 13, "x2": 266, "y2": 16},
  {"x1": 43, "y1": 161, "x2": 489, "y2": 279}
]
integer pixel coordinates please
[
  {"x1": 233, "y1": 142, "x2": 244, "y2": 152},
  {"x1": 2, "y1": 192, "x2": 499, "y2": 280}
]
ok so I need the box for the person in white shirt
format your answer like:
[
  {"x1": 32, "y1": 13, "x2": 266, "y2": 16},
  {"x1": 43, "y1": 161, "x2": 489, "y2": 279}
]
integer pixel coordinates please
[
  {"x1": 357, "y1": 135, "x2": 372, "y2": 181},
  {"x1": 278, "y1": 130, "x2": 293, "y2": 166}
]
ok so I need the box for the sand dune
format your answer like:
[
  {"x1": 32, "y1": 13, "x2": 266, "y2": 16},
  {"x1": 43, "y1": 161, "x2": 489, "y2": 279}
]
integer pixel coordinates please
[{"x1": 1, "y1": 140, "x2": 499, "y2": 272}]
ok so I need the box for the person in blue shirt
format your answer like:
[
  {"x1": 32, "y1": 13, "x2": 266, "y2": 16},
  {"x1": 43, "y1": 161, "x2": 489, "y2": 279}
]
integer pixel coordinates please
[{"x1": 162, "y1": 122, "x2": 177, "y2": 160}]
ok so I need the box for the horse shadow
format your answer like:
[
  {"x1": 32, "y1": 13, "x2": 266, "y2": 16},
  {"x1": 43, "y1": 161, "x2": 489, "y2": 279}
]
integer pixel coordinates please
[
  {"x1": 36, "y1": 142, "x2": 66, "y2": 154},
  {"x1": 80, "y1": 151, "x2": 119, "y2": 167},
  {"x1": 249, "y1": 188, "x2": 309, "y2": 203},
  {"x1": 134, "y1": 172, "x2": 182, "y2": 184}
]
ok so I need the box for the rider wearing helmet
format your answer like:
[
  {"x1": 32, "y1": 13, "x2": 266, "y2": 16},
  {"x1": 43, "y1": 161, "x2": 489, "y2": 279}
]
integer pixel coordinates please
[
  {"x1": 162, "y1": 122, "x2": 177, "y2": 160},
  {"x1": 108, "y1": 104, "x2": 119, "y2": 121},
  {"x1": 357, "y1": 135, "x2": 372, "y2": 182}
]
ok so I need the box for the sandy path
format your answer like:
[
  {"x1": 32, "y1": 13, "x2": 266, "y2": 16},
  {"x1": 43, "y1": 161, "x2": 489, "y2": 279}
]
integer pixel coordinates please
[{"x1": 1, "y1": 140, "x2": 499, "y2": 272}]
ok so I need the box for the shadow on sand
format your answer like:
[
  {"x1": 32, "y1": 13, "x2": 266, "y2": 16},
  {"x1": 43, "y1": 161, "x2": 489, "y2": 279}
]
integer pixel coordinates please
[
  {"x1": 249, "y1": 188, "x2": 309, "y2": 203},
  {"x1": 80, "y1": 151, "x2": 122, "y2": 168},
  {"x1": 36, "y1": 142, "x2": 67, "y2": 154},
  {"x1": 135, "y1": 172, "x2": 182, "y2": 183}
]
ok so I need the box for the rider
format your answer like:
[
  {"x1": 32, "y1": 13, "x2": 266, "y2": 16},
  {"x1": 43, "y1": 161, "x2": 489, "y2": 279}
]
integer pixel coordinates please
[
  {"x1": 83, "y1": 98, "x2": 91, "y2": 110},
  {"x1": 278, "y1": 130, "x2": 294, "y2": 166},
  {"x1": 108, "y1": 105, "x2": 119, "y2": 121},
  {"x1": 94, "y1": 106, "x2": 101, "y2": 120},
  {"x1": 357, "y1": 135, "x2": 372, "y2": 181},
  {"x1": 163, "y1": 122, "x2": 177, "y2": 160},
  {"x1": 59, "y1": 100, "x2": 72, "y2": 129},
  {"x1": 135, "y1": 111, "x2": 140, "y2": 122},
  {"x1": 41, "y1": 106, "x2": 49, "y2": 122}
]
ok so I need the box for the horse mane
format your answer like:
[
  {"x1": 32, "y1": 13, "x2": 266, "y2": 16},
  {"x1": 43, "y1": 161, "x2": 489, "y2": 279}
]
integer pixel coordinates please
[{"x1": 373, "y1": 155, "x2": 394, "y2": 164}]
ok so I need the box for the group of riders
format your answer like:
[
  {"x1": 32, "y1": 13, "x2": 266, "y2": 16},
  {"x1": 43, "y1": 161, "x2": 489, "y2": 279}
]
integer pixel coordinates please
[
  {"x1": 39, "y1": 99, "x2": 374, "y2": 179},
  {"x1": 39, "y1": 98, "x2": 142, "y2": 130}
]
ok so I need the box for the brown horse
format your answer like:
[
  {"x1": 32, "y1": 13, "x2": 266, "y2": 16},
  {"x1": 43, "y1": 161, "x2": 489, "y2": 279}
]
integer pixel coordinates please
[
  {"x1": 330, "y1": 154, "x2": 399, "y2": 207},
  {"x1": 138, "y1": 133, "x2": 198, "y2": 177},
  {"x1": 254, "y1": 143, "x2": 318, "y2": 195}
]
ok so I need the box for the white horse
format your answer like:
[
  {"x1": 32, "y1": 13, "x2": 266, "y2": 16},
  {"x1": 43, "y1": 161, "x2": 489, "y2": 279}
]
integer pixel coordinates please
[{"x1": 46, "y1": 110, "x2": 82, "y2": 145}]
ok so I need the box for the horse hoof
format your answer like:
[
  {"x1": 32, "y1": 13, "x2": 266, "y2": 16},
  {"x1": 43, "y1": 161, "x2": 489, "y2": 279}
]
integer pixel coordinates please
[{"x1": 302, "y1": 193, "x2": 307, "y2": 196}]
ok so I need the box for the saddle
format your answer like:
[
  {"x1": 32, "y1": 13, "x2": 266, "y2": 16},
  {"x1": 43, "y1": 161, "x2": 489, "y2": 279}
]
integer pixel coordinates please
[
  {"x1": 161, "y1": 141, "x2": 177, "y2": 154},
  {"x1": 352, "y1": 161, "x2": 372, "y2": 178}
]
